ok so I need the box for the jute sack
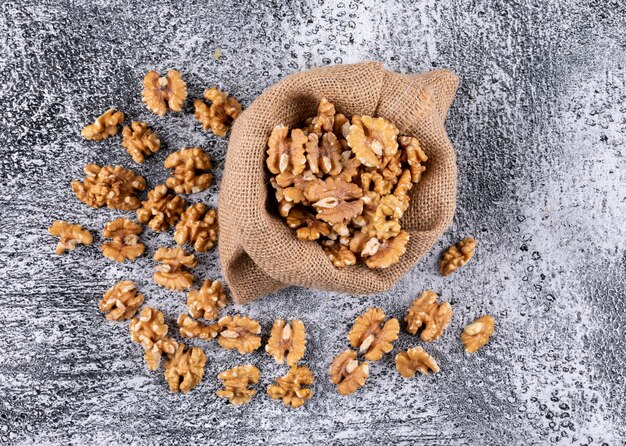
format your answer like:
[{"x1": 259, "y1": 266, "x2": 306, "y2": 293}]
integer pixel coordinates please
[{"x1": 219, "y1": 62, "x2": 459, "y2": 304}]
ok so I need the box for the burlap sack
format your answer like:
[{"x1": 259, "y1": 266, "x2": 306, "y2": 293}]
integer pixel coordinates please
[{"x1": 219, "y1": 62, "x2": 459, "y2": 304}]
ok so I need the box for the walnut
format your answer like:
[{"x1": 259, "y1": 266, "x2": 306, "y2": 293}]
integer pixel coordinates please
[
  {"x1": 101, "y1": 218, "x2": 144, "y2": 262},
  {"x1": 187, "y1": 279, "x2": 227, "y2": 320},
  {"x1": 304, "y1": 177, "x2": 363, "y2": 225},
  {"x1": 405, "y1": 290, "x2": 453, "y2": 342},
  {"x1": 370, "y1": 194, "x2": 405, "y2": 240},
  {"x1": 398, "y1": 136, "x2": 428, "y2": 183},
  {"x1": 337, "y1": 152, "x2": 361, "y2": 182},
  {"x1": 129, "y1": 307, "x2": 175, "y2": 370},
  {"x1": 217, "y1": 315, "x2": 262, "y2": 354},
  {"x1": 145, "y1": 338, "x2": 178, "y2": 371},
  {"x1": 392, "y1": 169, "x2": 414, "y2": 210},
  {"x1": 333, "y1": 112, "x2": 350, "y2": 138},
  {"x1": 265, "y1": 320, "x2": 307, "y2": 366},
  {"x1": 81, "y1": 109, "x2": 124, "y2": 141},
  {"x1": 136, "y1": 185, "x2": 186, "y2": 231},
  {"x1": 365, "y1": 230, "x2": 409, "y2": 269},
  {"x1": 305, "y1": 132, "x2": 343, "y2": 176},
  {"x1": 48, "y1": 221, "x2": 92, "y2": 255},
  {"x1": 277, "y1": 171, "x2": 318, "y2": 205},
  {"x1": 216, "y1": 365, "x2": 260, "y2": 405},
  {"x1": 348, "y1": 307, "x2": 399, "y2": 361},
  {"x1": 440, "y1": 237, "x2": 477, "y2": 276},
  {"x1": 361, "y1": 171, "x2": 392, "y2": 196},
  {"x1": 72, "y1": 164, "x2": 146, "y2": 210},
  {"x1": 329, "y1": 350, "x2": 369, "y2": 396},
  {"x1": 395, "y1": 346, "x2": 439, "y2": 378},
  {"x1": 323, "y1": 244, "x2": 357, "y2": 268},
  {"x1": 174, "y1": 203, "x2": 218, "y2": 252},
  {"x1": 121, "y1": 121, "x2": 161, "y2": 164},
  {"x1": 266, "y1": 125, "x2": 308, "y2": 175},
  {"x1": 286, "y1": 208, "x2": 331, "y2": 241},
  {"x1": 267, "y1": 366, "x2": 314, "y2": 408},
  {"x1": 346, "y1": 116, "x2": 399, "y2": 168},
  {"x1": 164, "y1": 147, "x2": 213, "y2": 194},
  {"x1": 163, "y1": 343, "x2": 206, "y2": 393},
  {"x1": 99, "y1": 280, "x2": 144, "y2": 321},
  {"x1": 142, "y1": 70, "x2": 187, "y2": 115},
  {"x1": 461, "y1": 315, "x2": 495, "y2": 353},
  {"x1": 308, "y1": 97, "x2": 335, "y2": 135},
  {"x1": 177, "y1": 314, "x2": 220, "y2": 340},
  {"x1": 153, "y1": 247, "x2": 196, "y2": 291},
  {"x1": 194, "y1": 87, "x2": 242, "y2": 137}
]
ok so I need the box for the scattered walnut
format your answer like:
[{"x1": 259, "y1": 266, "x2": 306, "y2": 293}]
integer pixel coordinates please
[
  {"x1": 194, "y1": 87, "x2": 242, "y2": 137},
  {"x1": 266, "y1": 125, "x2": 308, "y2": 176},
  {"x1": 217, "y1": 315, "x2": 262, "y2": 354},
  {"x1": 174, "y1": 203, "x2": 218, "y2": 252},
  {"x1": 440, "y1": 237, "x2": 477, "y2": 276},
  {"x1": 216, "y1": 365, "x2": 260, "y2": 405},
  {"x1": 186, "y1": 279, "x2": 227, "y2": 320},
  {"x1": 153, "y1": 247, "x2": 197, "y2": 291},
  {"x1": 177, "y1": 314, "x2": 221, "y2": 340},
  {"x1": 461, "y1": 315, "x2": 495, "y2": 353},
  {"x1": 142, "y1": 70, "x2": 187, "y2": 115},
  {"x1": 267, "y1": 366, "x2": 315, "y2": 409},
  {"x1": 329, "y1": 350, "x2": 369, "y2": 396},
  {"x1": 305, "y1": 177, "x2": 363, "y2": 225},
  {"x1": 48, "y1": 221, "x2": 93, "y2": 255},
  {"x1": 164, "y1": 147, "x2": 213, "y2": 194},
  {"x1": 129, "y1": 306, "x2": 174, "y2": 370},
  {"x1": 286, "y1": 208, "x2": 331, "y2": 241},
  {"x1": 365, "y1": 230, "x2": 409, "y2": 269},
  {"x1": 405, "y1": 290, "x2": 453, "y2": 342},
  {"x1": 323, "y1": 244, "x2": 357, "y2": 268},
  {"x1": 99, "y1": 280, "x2": 144, "y2": 321},
  {"x1": 163, "y1": 343, "x2": 206, "y2": 393},
  {"x1": 398, "y1": 136, "x2": 428, "y2": 183},
  {"x1": 265, "y1": 320, "x2": 307, "y2": 366},
  {"x1": 72, "y1": 164, "x2": 146, "y2": 210},
  {"x1": 348, "y1": 307, "x2": 399, "y2": 361},
  {"x1": 81, "y1": 109, "x2": 124, "y2": 141},
  {"x1": 101, "y1": 218, "x2": 144, "y2": 262},
  {"x1": 347, "y1": 116, "x2": 399, "y2": 168},
  {"x1": 136, "y1": 185, "x2": 186, "y2": 231},
  {"x1": 145, "y1": 338, "x2": 178, "y2": 371},
  {"x1": 121, "y1": 121, "x2": 161, "y2": 164},
  {"x1": 395, "y1": 346, "x2": 440, "y2": 378}
]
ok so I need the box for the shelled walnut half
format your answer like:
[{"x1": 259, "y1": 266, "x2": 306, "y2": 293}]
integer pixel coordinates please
[
  {"x1": 48, "y1": 221, "x2": 93, "y2": 255},
  {"x1": 177, "y1": 314, "x2": 220, "y2": 340},
  {"x1": 395, "y1": 347, "x2": 440, "y2": 378},
  {"x1": 265, "y1": 320, "x2": 307, "y2": 366},
  {"x1": 174, "y1": 203, "x2": 218, "y2": 252},
  {"x1": 129, "y1": 306, "x2": 176, "y2": 371},
  {"x1": 186, "y1": 279, "x2": 227, "y2": 320},
  {"x1": 163, "y1": 343, "x2": 206, "y2": 393},
  {"x1": 99, "y1": 281, "x2": 144, "y2": 321},
  {"x1": 267, "y1": 366, "x2": 314, "y2": 409},
  {"x1": 348, "y1": 307, "x2": 399, "y2": 361},
  {"x1": 153, "y1": 247, "x2": 197, "y2": 291},
  {"x1": 136, "y1": 185, "x2": 186, "y2": 232},
  {"x1": 461, "y1": 315, "x2": 495, "y2": 353},
  {"x1": 329, "y1": 350, "x2": 369, "y2": 396},
  {"x1": 217, "y1": 315, "x2": 262, "y2": 354},
  {"x1": 164, "y1": 147, "x2": 213, "y2": 194},
  {"x1": 440, "y1": 237, "x2": 477, "y2": 276},
  {"x1": 72, "y1": 164, "x2": 146, "y2": 210},
  {"x1": 404, "y1": 290, "x2": 453, "y2": 342},
  {"x1": 216, "y1": 365, "x2": 260, "y2": 405},
  {"x1": 142, "y1": 70, "x2": 187, "y2": 115},
  {"x1": 101, "y1": 218, "x2": 144, "y2": 262},
  {"x1": 81, "y1": 109, "x2": 124, "y2": 141},
  {"x1": 194, "y1": 87, "x2": 242, "y2": 137},
  {"x1": 121, "y1": 121, "x2": 161, "y2": 163}
]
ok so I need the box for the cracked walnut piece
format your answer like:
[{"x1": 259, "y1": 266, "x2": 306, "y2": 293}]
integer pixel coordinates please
[
  {"x1": 440, "y1": 237, "x2": 477, "y2": 276},
  {"x1": 153, "y1": 247, "x2": 197, "y2": 291},
  {"x1": 81, "y1": 109, "x2": 124, "y2": 141},
  {"x1": 405, "y1": 290, "x2": 453, "y2": 342},
  {"x1": 216, "y1": 365, "x2": 260, "y2": 405},
  {"x1": 324, "y1": 244, "x2": 357, "y2": 268},
  {"x1": 72, "y1": 164, "x2": 146, "y2": 210},
  {"x1": 164, "y1": 343, "x2": 206, "y2": 393},
  {"x1": 121, "y1": 121, "x2": 160, "y2": 164},
  {"x1": 305, "y1": 177, "x2": 364, "y2": 225},
  {"x1": 175, "y1": 204, "x2": 218, "y2": 252},
  {"x1": 142, "y1": 70, "x2": 187, "y2": 115},
  {"x1": 194, "y1": 87, "x2": 242, "y2": 137},
  {"x1": 267, "y1": 366, "x2": 314, "y2": 409},
  {"x1": 395, "y1": 347, "x2": 440, "y2": 378},
  {"x1": 461, "y1": 315, "x2": 495, "y2": 353},
  {"x1": 348, "y1": 307, "x2": 399, "y2": 361},
  {"x1": 136, "y1": 185, "x2": 186, "y2": 231},
  {"x1": 286, "y1": 207, "x2": 330, "y2": 241},
  {"x1": 365, "y1": 230, "x2": 410, "y2": 269},
  {"x1": 265, "y1": 320, "x2": 307, "y2": 366},
  {"x1": 329, "y1": 350, "x2": 369, "y2": 396},
  {"x1": 346, "y1": 115, "x2": 399, "y2": 168},
  {"x1": 101, "y1": 218, "x2": 144, "y2": 262},
  {"x1": 266, "y1": 125, "x2": 308, "y2": 175},
  {"x1": 217, "y1": 315, "x2": 262, "y2": 354},
  {"x1": 187, "y1": 279, "x2": 227, "y2": 320},
  {"x1": 48, "y1": 221, "x2": 92, "y2": 255},
  {"x1": 164, "y1": 147, "x2": 213, "y2": 194},
  {"x1": 177, "y1": 314, "x2": 220, "y2": 340},
  {"x1": 398, "y1": 136, "x2": 428, "y2": 183},
  {"x1": 99, "y1": 281, "x2": 144, "y2": 321},
  {"x1": 129, "y1": 307, "x2": 177, "y2": 370}
]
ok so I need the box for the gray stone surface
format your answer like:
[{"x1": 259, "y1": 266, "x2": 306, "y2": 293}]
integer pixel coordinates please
[{"x1": 0, "y1": 0, "x2": 625, "y2": 444}]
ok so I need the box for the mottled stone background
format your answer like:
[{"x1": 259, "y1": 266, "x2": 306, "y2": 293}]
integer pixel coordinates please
[{"x1": 0, "y1": 0, "x2": 625, "y2": 444}]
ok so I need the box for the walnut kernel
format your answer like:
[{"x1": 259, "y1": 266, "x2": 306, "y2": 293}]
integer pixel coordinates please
[
  {"x1": 153, "y1": 247, "x2": 196, "y2": 291},
  {"x1": 323, "y1": 244, "x2": 357, "y2": 268},
  {"x1": 187, "y1": 279, "x2": 227, "y2": 320},
  {"x1": 81, "y1": 109, "x2": 124, "y2": 141},
  {"x1": 267, "y1": 366, "x2": 314, "y2": 408},
  {"x1": 174, "y1": 203, "x2": 218, "y2": 252},
  {"x1": 136, "y1": 185, "x2": 186, "y2": 231},
  {"x1": 305, "y1": 177, "x2": 363, "y2": 225},
  {"x1": 217, "y1": 315, "x2": 262, "y2": 354},
  {"x1": 163, "y1": 343, "x2": 206, "y2": 393},
  {"x1": 72, "y1": 164, "x2": 146, "y2": 210},
  {"x1": 121, "y1": 121, "x2": 161, "y2": 163},
  {"x1": 398, "y1": 136, "x2": 428, "y2": 183},
  {"x1": 440, "y1": 237, "x2": 477, "y2": 276},
  {"x1": 48, "y1": 221, "x2": 93, "y2": 255},
  {"x1": 405, "y1": 290, "x2": 453, "y2": 342},
  {"x1": 216, "y1": 365, "x2": 260, "y2": 405},
  {"x1": 266, "y1": 125, "x2": 308, "y2": 175},
  {"x1": 101, "y1": 218, "x2": 144, "y2": 262},
  {"x1": 129, "y1": 306, "x2": 173, "y2": 370},
  {"x1": 99, "y1": 281, "x2": 144, "y2": 321},
  {"x1": 365, "y1": 230, "x2": 409, "y2": 269},
  {"x1": 395, "y1": 347, "x2": 439, "y2": 378},
  {"x1": 142, "y1": 70, "x2": 187, "y2": 115},
  {"x1": 177, "y1": 314, "x2": 220, "y2": 340},
  {"x1": 164, "y1": 147, "x2": 213, "y2": 194},
  {"x1": 348, "y1": 307, "x2": 399, "y2": 361},
  {"x1": 265, "y1": 320, "x2": 307, "y2": 366},
  {"x1": 329, "y1": 350, "x2": 369, "y2": 396},
  {"x1": 194, "y1": 87, "x2": 241, "y2": 137},
  {"x1": 461, "y1": 315, "x2": 495, "y2": 353},
  {"x1": 346, "y1": 116, "x2": 399, "y2": 168}
]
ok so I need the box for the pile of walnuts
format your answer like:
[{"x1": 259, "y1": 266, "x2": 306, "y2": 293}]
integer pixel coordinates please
[{"x1": 267, "y1": 98, "x2": 429, "y2": 269}]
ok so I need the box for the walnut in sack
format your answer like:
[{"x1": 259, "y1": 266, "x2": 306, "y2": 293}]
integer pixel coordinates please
[
  {"x1": 142, "y1": 70, "x2": 187, "y2": 115},
  {"x1": 163, "y1": 343, "x2": 206, "y2": 393},
  {"x1": 395, "y1": 346, "x2": 439, "y2": 378},
  {"x1": 405, "y1": 290, "x2": 452, "y2": 342},
  {"x1": 48, "y1": 221, "x2": 93, "y2": 255},
  {"x1": 99, "y1": 280, "x2": 144, "y2": 321},
  {"x1": 136, "y1": 185, "x2": 186, "y2": 231},
  {"x1": 174, "y1": 203, "x2": 218, "y2": 251},
  {"x1": 153, "y1": 247, "x2": 197, "y2": 291},
  {"x1": 187, "y1": 279, "x2": 227, "y2": 320},
  {"x1": 72, "y1": 164, "x2": 146, "y2": 210},
  {"x1": 101, "y1": 218, "x2": 144, "y2": 262},
  {"x1": 265, "y1": 320, "x2": 306, "y2": 366},
  {"x1": 194, "y1": 87, "x2": 242, "y2": 137},
  {"x1": 346, "y1": 115, "x2": 399, "y2": 168},
  {"x1": 348, "y1": 307, "x2": 399, "y2": 361},
  {"x1": 81, "y1": 109, "x2": 124, "y2": 141},
  {"x1": 329, "y1": 350, "x2": 369, "y2": 396},
  {"x1": 216, "y1": 365, "x2": 260, "y2": 405},
  {"x1": 266, "y1": 125, "x2": 308, "y2": 175},
  {"x1": 217, "y1": 315, "x2": 262, "y2": 354},
  {"x1": 164, "y1": 147, "x2": 213, "y2": 194},
  {"x1": 461, "y1": 315, "x2": 495, "y2": 353},
  {"x1": 364, "y1": 230, "x2": 410, "y2": 269},
  {"x1": 129, "y1": 307, "x2": 176, "y2": 370},
  {"x1": 121, "y1": 121, "x2": 161, "y2": 163},
  {"x1": 267, "y1": 366, "x2": 314, "y2": 409},
  {"x1": 440, "y1": 237, "x2": 477, "y2": 276},
  {"x1": 177, "y1": 314, "x2": 220, "y2": 340}
]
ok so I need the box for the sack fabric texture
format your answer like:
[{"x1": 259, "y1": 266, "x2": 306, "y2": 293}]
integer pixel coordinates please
[{"x1": 219, "y1": 62, "x2": 459, "y2": 304}]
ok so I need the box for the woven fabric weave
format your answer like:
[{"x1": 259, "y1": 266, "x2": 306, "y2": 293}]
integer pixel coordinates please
[{"x1": 219, "y1": 62, "x2": 459, "y2": 303}]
